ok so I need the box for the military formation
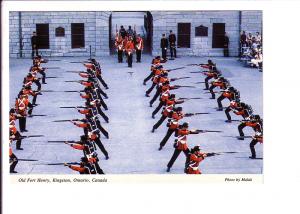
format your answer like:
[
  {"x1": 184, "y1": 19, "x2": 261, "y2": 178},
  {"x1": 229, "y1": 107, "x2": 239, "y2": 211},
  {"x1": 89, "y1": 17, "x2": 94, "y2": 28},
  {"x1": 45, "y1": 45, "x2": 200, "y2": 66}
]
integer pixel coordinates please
[
  {"x1": 142, "y1": 57, "x2": 263, "y2": 174},
  {"x1": 9, "y1": 55, "x2": 55, "y2": 173},
  {"x1": 9, "y1": 56, "x2": 110, "y2": 174},
  {"x1": 9, "y1": 43, "x2": 262, "y2": 175},
  {"x1": 50, "y1": 59, "x2": 110, "y2": 174},
  {"x1": 114, "y1": 25, "x2": 144, "y2": 67}
]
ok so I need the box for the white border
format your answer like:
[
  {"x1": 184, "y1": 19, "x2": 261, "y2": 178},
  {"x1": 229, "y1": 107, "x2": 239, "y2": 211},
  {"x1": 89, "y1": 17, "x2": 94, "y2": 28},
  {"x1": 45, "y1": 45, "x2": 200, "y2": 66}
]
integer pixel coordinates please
[{"x1": 2, "y1": 1, "x2": 300, "y2": 214}]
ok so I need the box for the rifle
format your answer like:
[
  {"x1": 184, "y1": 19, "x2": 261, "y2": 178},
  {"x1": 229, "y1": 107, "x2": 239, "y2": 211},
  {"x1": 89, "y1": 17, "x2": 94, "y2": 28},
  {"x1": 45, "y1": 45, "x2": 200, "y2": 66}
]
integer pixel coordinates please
[
  {"x1": 189, "y1": 71, "x2": 206, "y2": 74},
  {"x1": 40, "y1": 90, "x2": 55, "y2": 92},
  {"x1": 64, "y1": 80, "x2": 82, "y2": 83},
  {"x1": 47, "y1": 140, "x2": 77, "y2": 143},
  {"x1": 45, "y1": 76, "x2": 60, "y2": 79},
  {"x1": 59, "y1": 106, "x2": 86, "y2": 109},
  {"x1": 204, "y1": 91, "x2": 222, "y2": 94},
  {"x1": 178, "y1": 97, "x2": 202, "y2": 100},
  {"x1": 47, "y1": 59, "x2": 61, "y2": 62},
  {"x1": 166, "y1": 67, "x2": 185, "y2": 72},
  {"x1": 195, "y1": 129, "x2": 222, "y2": 133},
  {"x1": 223, "y1": 135, "x2": 253, "y2": 139},
  {"x1": 205, "y1": 151, "x2": 238, "y2": 157},
  {"x1": 44, "y1": 67, "x2": 61, "y2": 69},
  {"x1": 45, "y1": 162, "x2": 80, "y2": 166},
  {"x1": 224, "y1": 119, "x2": 249, "y2": 123},
  {"x1": 170, "y1": 77, "x2": 191, "y2": 81},
  {"x1": 18, "y1": 159, "x2": 39, "y2": 162},
  {"x1": 53, "y1": 119, "x2": 83, "y2": 122},
  {"x1": 174, "y1": 85, "x2": 196, "y2": 88},
  {"x1": 66, "y1": 71, "x2": 85, "y2": 73},
  {"x1": 19, "y1": 135, "x2": 44, "y2": 139},
  {"x1": 69, "y1": 61, "x2": 90, "y2": 64},
  {"x1": 186, "y1": 63, "x2": 201, "y2": 66},
  {"x1": 63, "y1": 90, "x2": 84, "y2": 93},
  {"x1": 28, "y1": 114, "x2": 47, "y2": 117},
  {"x1": 185, "y1": 113, "x2": 210, "y2": 117}
]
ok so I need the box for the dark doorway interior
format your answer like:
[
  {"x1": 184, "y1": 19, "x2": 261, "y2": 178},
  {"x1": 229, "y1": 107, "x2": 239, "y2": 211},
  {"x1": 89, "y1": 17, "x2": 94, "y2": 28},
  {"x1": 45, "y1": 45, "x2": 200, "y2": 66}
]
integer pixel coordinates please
[
  {"x1": 36, "y1": 23, "x2": 49, "y2": 49},
  {"x1": 212, "y1": 23, "x2": 225, "y2": 48},
  {"x1": 109, "y1": 11, "x2": 153, "y2": 54},
  {"x1": 177, "y1": 23, "x2": 191, "y2": 48}
]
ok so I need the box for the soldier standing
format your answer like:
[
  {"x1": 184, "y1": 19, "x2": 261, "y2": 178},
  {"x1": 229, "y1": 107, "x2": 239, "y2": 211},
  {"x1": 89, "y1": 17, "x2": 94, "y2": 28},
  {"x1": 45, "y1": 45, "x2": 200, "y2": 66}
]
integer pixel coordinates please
[
  {"x1": 166, "y1": 122, "x2": 200, "y2": 172},
  {"x1": 119, "y1": 25, "x2": 127, "y2": 38},
  {"x1": 169, "y1": 30, "x2": 177, "y2": 59},
  {"x1": 135, "y1": 34, "x2": 144, "y2": 63},
  {"x1": 125, "y1": 36, "x2": 135, "y2": 67},
  {"x1": 224, "y1": 32, "x2": 229, "y2": 57},
  {"x1": 115, "y1": 35, "x2": 124, "y2": 63},
  {"x1": 31, "y1": 31, "x2": 38, "y2": 59},
  {"x1": 9, "y1": 141, "x2": 18, "y2": 173},
  {"x1": 160, "y1": 34, "x2": 168, "y2": 61}
]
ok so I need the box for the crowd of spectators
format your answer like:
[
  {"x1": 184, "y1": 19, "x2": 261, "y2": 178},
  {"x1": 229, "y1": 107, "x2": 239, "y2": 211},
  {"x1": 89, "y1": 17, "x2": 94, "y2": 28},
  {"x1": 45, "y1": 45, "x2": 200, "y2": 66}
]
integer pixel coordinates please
[{"x1": 239, "y1": 31, "x2": 263, "y2": 71}]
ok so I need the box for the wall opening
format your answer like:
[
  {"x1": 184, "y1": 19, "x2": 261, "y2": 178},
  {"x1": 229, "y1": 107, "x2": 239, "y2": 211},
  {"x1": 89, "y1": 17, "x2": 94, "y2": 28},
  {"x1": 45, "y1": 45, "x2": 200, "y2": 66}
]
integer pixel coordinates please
[
  {"x1": 212, "y1": 23, "x2": 225, "y2": 48},
  {"x1": 109, "y1": 11, "x2": 153, "y2": 54}
]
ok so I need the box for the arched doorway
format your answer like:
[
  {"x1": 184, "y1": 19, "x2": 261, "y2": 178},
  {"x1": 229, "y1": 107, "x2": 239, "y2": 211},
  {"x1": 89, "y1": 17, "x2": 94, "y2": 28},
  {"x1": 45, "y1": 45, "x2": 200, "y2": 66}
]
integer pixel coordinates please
[{"x1": 109, "y1": 11, "x2": 153, "y2": 55}]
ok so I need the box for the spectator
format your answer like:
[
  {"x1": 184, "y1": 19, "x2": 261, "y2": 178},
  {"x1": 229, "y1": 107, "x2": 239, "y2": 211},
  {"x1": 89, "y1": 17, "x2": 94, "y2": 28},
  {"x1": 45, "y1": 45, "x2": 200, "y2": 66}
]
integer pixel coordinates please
[
  {"x1": 239, "y1": 31, "x2": 263, "y2": 71},
  {"x1": 247, "y1": 33, "x2": 253, "y2": 47},
  {"x1": 250, "y1": 50, "x2": 263, "y2": 68},
  {"x1": 256, "y1": 32, "x2": 262, "y2": 47}
]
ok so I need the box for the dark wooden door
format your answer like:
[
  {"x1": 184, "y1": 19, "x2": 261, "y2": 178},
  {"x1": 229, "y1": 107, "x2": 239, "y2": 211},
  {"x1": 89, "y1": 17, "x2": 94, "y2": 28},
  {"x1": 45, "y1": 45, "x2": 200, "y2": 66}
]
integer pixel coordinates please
[{"x1": 212, "y1": 23, "x2": 225, "y2": 48}]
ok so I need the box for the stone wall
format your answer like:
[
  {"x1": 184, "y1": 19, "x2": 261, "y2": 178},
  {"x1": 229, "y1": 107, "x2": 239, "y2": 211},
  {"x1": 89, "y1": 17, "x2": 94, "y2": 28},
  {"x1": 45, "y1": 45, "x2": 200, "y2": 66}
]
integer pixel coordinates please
[
  {"x1": 241, "y1": 10, "x2": 263, "y2": 34},
  {"x1": 9, "y1": 11, "x2": 110, "y2": 58},
  {"x1": 152, "y1": 11, "x2": 241, "y2": 57},
  {"x1": 9, "y1": 11, "x2": 262, "y2": 58}
]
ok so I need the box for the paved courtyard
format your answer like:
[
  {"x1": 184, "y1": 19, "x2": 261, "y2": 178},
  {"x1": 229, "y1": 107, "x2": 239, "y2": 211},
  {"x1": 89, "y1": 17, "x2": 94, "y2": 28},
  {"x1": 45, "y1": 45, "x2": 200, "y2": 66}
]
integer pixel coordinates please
[{"x1": 9, "y1": 55, "x2": 263, "y2": 174}]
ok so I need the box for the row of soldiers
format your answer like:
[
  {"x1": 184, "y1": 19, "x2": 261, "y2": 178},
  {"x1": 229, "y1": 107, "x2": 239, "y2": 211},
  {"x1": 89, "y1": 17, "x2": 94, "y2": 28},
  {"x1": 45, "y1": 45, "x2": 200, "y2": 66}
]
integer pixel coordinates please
[
  {"x1": 143, "y1": 56, "x2": 222, "y2": 174},
  {"x1": 9, "y1": 55, "x2": 51, "y2": 173},
  {"x1": 115, "y1": 33, "x2": 144, "y2": 67},
  {"x1": 190, "y1": 59, "x2": 263, "y2": 159},
  {"x1": 56, "y1": 59, "x2": 110, "y2": 174},
  {"x1": 142, "y1": 56, "x2": 263, "y2": 174}
]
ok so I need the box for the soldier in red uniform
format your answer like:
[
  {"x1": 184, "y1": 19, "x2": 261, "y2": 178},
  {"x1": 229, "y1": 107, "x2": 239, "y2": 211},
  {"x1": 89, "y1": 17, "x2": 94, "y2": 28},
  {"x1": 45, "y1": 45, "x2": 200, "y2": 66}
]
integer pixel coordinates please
[
  {"x1": 15, "y1": 93, "x2": 33, "y2": 132},
  {"x1": 64, "y1": 157, "x2": 92, "y2": 174},
  {"x1": 125, "y1": 36, "x2": 135, "y2": 67},
  {"x1": 9, "y1": 140, "x2": 18, "y2": 173},
  {"x1": 115, "y1": 35, "x2": 124, "y2": 63},
  {"x1": 209, "y1": 76, "x2": 230, "y2": 99},
  {"x1": 186, "y1": 146, "x2": 206, "y2": 174},
  {"x1": 135, "y1": 34, "x2": 144, "y2": 63},
  {"x1": 10, "y1": 120, "x2": 23, "y2": 150},
  {"x1": 166, "y1": 122, "x2": 200, "y2": 172},
  {"x1": 151, "y1": 82, "x2": 180, "y2": 117},
  {"x1": 149, "y1": 71, "x2": 173, "y2": 106},
  {"x1": 152, "y1": 97, "x2": 184, "y2": 132},
  {"x1": 199, "y1": 59, "x2": 215, "y2": 69},
  {"x1": 238, "y1": 115, "x2": 263, "y2": 140},
  {"x1": 24, "y1": 72, "x2": 41, "y2": 91},
  {"x1": 225, "y1": 101, "x2": 253, "y2": 122},
  {"x1": 249, "y1": 131, "x2": 263, "y2": 159},
  {"x1": 84, "y1": 61, "x2": 109, "y2": 89},
  {"x1": 145, "y1": 66, "x2": 166, "y2": 97},
  {"x1": 202, "y1": 66, "x2": 221, "y2": 90},
  {"x1": 216, "y1": 86, "x2": 240, "y2": 110},
  {"x1": 158, "y1": 107, "x2": 184, "y2": 150},
  {"x1": 20, "y1": 85, "x2": 39, "y2": 106}
]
